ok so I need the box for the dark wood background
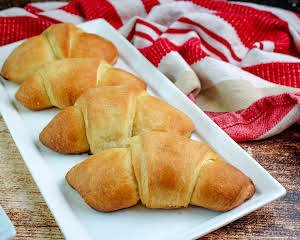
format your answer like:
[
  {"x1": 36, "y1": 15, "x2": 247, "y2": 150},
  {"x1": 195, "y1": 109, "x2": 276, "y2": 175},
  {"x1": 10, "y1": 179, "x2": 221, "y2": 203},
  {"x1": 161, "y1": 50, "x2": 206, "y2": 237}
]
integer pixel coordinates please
[{"x1": 0, "y1": 0, "x2": 299, "y2": 239}]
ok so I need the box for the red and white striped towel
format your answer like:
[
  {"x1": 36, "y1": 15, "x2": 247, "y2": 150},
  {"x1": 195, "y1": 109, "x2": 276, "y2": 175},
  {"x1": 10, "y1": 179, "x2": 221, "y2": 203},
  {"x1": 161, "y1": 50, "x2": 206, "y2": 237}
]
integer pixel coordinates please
[{"x1": 0, "y1": 0, "x2": 299, "y2": 142}]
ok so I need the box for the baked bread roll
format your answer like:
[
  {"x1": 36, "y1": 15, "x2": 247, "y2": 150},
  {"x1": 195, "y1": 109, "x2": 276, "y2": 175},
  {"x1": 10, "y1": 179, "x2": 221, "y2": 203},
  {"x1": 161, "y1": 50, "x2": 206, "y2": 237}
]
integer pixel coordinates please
[
  {"x1": 1, "y1": 23, "x2": 118, "y2": 83},
  {"x1": 40, "y1": 85, "x2": 195, "y2": 154},
  {"x1": 15, "y1": 60, "x2": 146, "y2": 110},
  {"x1": 66, "y1": 132, "x2": 255, "y2": 212}
]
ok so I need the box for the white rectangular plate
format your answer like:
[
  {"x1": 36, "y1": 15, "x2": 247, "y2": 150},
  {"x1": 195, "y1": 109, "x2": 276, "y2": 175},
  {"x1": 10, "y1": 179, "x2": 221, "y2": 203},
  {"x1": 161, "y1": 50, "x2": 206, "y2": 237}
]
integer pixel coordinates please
[
  {"x1": 0, "y1": 204, "x2": 16, "y2": 240},
  {"x1": 0, "y1": 19, "x2": 285, "y2": 240}
]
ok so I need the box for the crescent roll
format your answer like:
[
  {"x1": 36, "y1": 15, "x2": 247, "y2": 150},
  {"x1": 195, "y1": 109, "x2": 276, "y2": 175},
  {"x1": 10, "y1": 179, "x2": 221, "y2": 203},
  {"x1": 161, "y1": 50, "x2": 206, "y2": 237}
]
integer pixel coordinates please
[
  {"x1": 1, "y1": 23, "x2": 118, "y2": 83},
  {"x1": 15, "y1": 60, "x2": 146, "y2": 110},
  {"x1": 66, "y1": 132, "x2": 255, "y2": 212},
  {"x1": 40, "y1": 85, "x2": 195, "y2": 154}
]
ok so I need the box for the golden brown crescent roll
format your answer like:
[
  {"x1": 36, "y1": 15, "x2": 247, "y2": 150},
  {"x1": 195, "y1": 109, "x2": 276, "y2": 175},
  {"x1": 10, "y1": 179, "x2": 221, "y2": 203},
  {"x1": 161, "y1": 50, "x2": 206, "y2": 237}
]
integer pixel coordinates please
[
  {"x1": 66, "y1": 148, "x2": 139, "y2": 212},
  {"x1": 40, "y1": 85, "x2": 195, "y2": 154},
  {"x1": 1, "y1": 23, "x2": 118, "y2": 83},
  {"x1": 39, "y1": 106, "x2": 89, "y2": 154},
  {"x1": 15, "y1": 60, "x2": 146, "y2": 110},
  {"x1": 1, "y1": 36, "x2": 56, "y2": 84},
  {"x1": 133, "y1": 93, "x2": 194, "y2": 136},
  {"x1": 66, "y1": 132, "x2": 255, "y2": 212}
]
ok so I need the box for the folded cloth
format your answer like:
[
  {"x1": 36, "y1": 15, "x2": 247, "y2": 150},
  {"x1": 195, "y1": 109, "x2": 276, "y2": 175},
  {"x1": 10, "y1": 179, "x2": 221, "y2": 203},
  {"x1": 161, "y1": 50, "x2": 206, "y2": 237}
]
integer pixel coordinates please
[{"x1": 0, "y1": 0, "x2": 299, "y2": 142}]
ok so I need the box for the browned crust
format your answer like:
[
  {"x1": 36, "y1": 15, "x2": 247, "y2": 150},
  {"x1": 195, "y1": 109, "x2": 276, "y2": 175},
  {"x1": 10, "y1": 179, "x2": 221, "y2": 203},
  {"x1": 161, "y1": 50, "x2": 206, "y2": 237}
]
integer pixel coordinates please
[
  {"x1": 41, "y1": 85, "x2": 195, "y2": 155},
  {"x1": 70, "y1": 32, "x2": 119, "y2": 65},
  {"x1": 75, "y1": 86, "x2": 144, "y2": 154},
  {"x1": 99, "y1": 66, "x2": 147, "y2": 91},
  {"x1": 130, "y1": 132, "x2": 207, "y2": 208},
  {"x1": 190, "y1": 145, "x2": 256, "y2": 212},
  {"x1": 39, "y1": 106, "x2": 89, "y2": 154},
  {"x1": 42, "y1": 23, "x2": 81, "y2": 58},
  {"x1": 66, "y1": 148, "x2": 139, "y2": 212},
  {"x1": 133, "y1": 132, "x2": 255, "y2": 211},
  {"x1": 1, "y1": 23, "x2": 119, "y2": 84},
  {"x1": 43, "y1": 58, "x2": 100, "y2": 109},
  {"x1": 1, "y1": 36, "x2": 55, "y2": 83},
  {"x1": 67, "y1": 132, "x2": 255, "y2": 212},
  {"x1": 14, "y1": 59, "x2": 148, "y2": 111},
  {"x1": 133, "y1": 94, "x2": 195, "y2": 137},
  {"x1": 15, "y1": 73, "x2": 52, "y2": 111}
]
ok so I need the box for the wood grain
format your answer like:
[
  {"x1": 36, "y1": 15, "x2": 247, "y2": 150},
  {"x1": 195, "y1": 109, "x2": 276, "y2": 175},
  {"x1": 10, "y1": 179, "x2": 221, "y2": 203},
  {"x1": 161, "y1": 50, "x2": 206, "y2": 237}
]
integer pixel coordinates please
[
  {"x1": 0, "y1": 116, "x2": 299, "y2": 239},
  {"x1": 0, "y1": 117, "x2": 63, "y2": 239}
]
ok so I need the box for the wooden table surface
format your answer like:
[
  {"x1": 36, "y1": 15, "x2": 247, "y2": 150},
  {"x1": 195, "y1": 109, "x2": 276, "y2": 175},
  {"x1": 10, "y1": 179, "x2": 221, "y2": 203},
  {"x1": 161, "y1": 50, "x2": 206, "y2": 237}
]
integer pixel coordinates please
[{"x1": 0, "y1": 116, "x2": 299, "y2": 240}]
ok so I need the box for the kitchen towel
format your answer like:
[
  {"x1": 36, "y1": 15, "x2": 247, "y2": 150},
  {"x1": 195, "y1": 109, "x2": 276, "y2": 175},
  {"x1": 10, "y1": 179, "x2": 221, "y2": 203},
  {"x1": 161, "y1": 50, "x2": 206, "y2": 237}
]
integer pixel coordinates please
[{"x1": 0, "y1": 0, "x2": 299, "y2": 142}]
